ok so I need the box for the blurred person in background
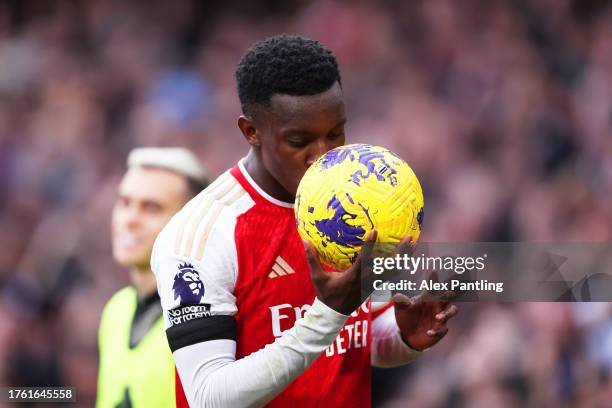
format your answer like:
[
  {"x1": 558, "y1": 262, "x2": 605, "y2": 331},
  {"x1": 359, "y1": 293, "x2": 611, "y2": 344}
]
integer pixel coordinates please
[{"x1": 96, "y1": 147, "x2": 208, "y2": 408}]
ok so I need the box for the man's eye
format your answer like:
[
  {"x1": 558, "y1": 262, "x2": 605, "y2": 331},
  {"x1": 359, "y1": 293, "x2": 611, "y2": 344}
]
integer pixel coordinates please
[
  {"x1": 328, "y1": 131, "x2": 344, "y2": 140},
  {"x1": 287, "y1": 139, "x2": 310, "y2": 148},
  {"x1": 142, "y1": 202, "x2": 163, "y2": 213}
]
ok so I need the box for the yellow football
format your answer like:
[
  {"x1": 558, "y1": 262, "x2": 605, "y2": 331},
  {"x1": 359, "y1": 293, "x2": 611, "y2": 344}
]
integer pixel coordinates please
[{"x1": 295, "y1": 144, "x2": 424, "y2": 270}]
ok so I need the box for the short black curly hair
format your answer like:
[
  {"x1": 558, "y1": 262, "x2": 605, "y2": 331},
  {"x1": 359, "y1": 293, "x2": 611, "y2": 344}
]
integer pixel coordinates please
[{"x1": 236, "y1": 35, "x2": 342, "y2": 116}]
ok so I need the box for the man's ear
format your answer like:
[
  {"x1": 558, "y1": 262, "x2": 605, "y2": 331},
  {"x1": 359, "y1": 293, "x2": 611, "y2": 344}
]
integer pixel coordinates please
[{"x1": 238, "y1": 115, "x2": 261, "y2": 147}]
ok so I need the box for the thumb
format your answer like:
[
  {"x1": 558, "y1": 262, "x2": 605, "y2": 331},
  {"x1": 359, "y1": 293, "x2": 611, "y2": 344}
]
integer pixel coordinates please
[
  {"x1": 392, "y1": 293, "x2": 414, "y2": 311},
  {"x1": 303, "y1": 240, "x2": 327, "y2": 282}
]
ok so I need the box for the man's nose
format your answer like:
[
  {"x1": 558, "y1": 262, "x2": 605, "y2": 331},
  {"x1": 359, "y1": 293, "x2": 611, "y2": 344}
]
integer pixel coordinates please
[
  {"x1": 122, "y1": 206, "x2": 141, "y2": 228},
  {"x1": 306, "y1": 138, "x2": 332, "y2": 166}
]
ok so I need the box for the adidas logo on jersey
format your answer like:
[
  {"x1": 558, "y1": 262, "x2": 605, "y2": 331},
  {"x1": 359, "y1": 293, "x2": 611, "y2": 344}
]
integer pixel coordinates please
[{"x1": 268, "y1": 256, "x2": 295, "y2": 279}]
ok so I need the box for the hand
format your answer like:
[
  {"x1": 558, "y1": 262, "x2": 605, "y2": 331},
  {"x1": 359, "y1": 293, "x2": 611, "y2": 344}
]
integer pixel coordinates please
[
  {"x1": 392, "y1": 272, "x2": 458, "y2": 351},
  {"x1": 304, "y1": 230, "x2": 378, "y2": 315}
]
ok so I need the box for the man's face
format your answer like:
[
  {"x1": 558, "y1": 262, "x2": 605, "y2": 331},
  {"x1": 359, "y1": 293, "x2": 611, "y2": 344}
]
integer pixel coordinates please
[
  {"x1": 112, "y1": 167, "x2": 189, "y2": 271},
  {"x1": 254, "y1": 82, "x2": 346, "y2": 197}
]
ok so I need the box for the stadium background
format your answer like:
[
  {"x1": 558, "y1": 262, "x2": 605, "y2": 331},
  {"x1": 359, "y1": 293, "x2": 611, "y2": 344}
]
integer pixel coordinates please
[{"x1": 0, "y1": 0, "x2": 611, "y2": 406}]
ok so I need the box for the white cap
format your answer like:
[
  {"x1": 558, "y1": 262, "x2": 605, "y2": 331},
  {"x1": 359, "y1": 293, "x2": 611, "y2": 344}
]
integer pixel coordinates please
[{"x1": 127, "y1": 147, "x2": 208, "y2": 183}]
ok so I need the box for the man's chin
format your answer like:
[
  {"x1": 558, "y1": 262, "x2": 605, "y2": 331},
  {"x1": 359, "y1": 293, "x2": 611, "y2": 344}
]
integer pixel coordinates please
[
  {"x1": 114, "y1": 253, "x2": 149, "y2": 270},
  {"x1": 284, "y1": 176, "x2": 302, "y2": 198},
  {"x1": 275, "y1": 179, "x2": 298, "y2": 202}
]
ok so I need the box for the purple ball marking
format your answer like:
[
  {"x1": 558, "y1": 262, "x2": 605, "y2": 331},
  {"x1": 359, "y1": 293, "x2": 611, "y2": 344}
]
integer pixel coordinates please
[
  {"x1": 296, "y1": 193, "x2": 302, "y2": 215},
  {"x1": 319, "y1": 144, "x2": 399, "y2": 187},
  {"x1": 320, "y1": 147, "x2": 356, "y2": 169},
  {"x1": 358, "y1": 202, "x2": 375, "y2": 229},
  {"x1": 349, "y1": 148, "x2": 398, "y2": 186},
  {"x1": 417, "y1": 207, "x2": 424, "y2": 229},
  {"x1": 314, "y1": 195, "x2": 366, "y2": 247}
]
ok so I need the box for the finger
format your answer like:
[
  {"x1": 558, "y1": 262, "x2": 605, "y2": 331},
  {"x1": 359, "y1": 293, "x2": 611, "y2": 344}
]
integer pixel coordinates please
[
  {"x1": 391, "y1": 292, "x2": 414, "y2": 310},
  {"x1": 386, "y1": 235, "x2": 413, "y2": 268},
  {"x1": 393, "y1": 235, "x2": 413, "y2": 255},
  {"x1": 359, "y1": 229, "x2": 378, "y2": 261},
  {"x1": 423, "y1": 274, "x2": 454, "y2": 305},
  {"x1": 432, "y1": 290, "x2": 455, "y2": 306},
  {"x1": 382, "y1": 235, "x2": 413, "y2": 282},
  {"x1": 355, "y1": 229, "x2": 379, "y2": 282},
  {"x1": 352, "y1": 229, "x2": 378, "y2": 271},
  {"x1": 426, "y1": 326, "x2": 449, "y2": 338},
  {"x1": 303, "y1": 240, "x2": 327, "y2": 282},
  {"x1": 415, "y1": 270, "x2": 439, "y2": 301},
  {"x1": 435, "y1": 304, "x2": 458, "y2": 322},
  {"x1": 441, "y1": 290, "x2": 456, "y2": 301}
]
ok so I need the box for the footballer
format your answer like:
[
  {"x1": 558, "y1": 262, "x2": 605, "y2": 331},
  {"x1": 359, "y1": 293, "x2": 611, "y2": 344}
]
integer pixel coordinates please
[
  {"x1": 152, "y1": 35, "x2": 457, "y2": 407},
  {"x1": 97, "y1": 147, "x2": 208, "y2": 407}
]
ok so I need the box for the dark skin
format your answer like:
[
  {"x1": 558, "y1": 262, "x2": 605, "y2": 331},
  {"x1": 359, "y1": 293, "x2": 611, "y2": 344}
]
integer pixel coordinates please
[{"x1": 237, "y1": 81, "x2": 457, "y2": 351}]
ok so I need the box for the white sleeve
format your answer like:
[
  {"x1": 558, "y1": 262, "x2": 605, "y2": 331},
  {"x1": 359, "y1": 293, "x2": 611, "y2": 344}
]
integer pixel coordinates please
[
  {"x1": 371, "y1": 305, "x2": 422, "y2": 368},
  {"x1": 173, "y1": 298, "x2": 347, "y2": 407},
  {"x1": 151, "y1": 202, "x2": 349, "y2": 407}
]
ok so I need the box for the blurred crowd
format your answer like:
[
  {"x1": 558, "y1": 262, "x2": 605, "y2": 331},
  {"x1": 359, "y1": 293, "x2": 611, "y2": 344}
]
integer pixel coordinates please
[{"x1": 0, "y1": 0, "x2": 611, "y2": 406}]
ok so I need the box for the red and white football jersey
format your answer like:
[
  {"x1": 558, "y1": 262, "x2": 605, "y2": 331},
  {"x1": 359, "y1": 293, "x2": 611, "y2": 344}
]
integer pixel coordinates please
[{"x1": 152, "y1": 160, "x2": 372, "y2": 407}]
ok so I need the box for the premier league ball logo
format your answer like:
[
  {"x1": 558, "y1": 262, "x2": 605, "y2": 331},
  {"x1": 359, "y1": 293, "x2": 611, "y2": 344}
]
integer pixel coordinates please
[{"x1": 173, "y1": 263, "x2": 205, "y2": 305}]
